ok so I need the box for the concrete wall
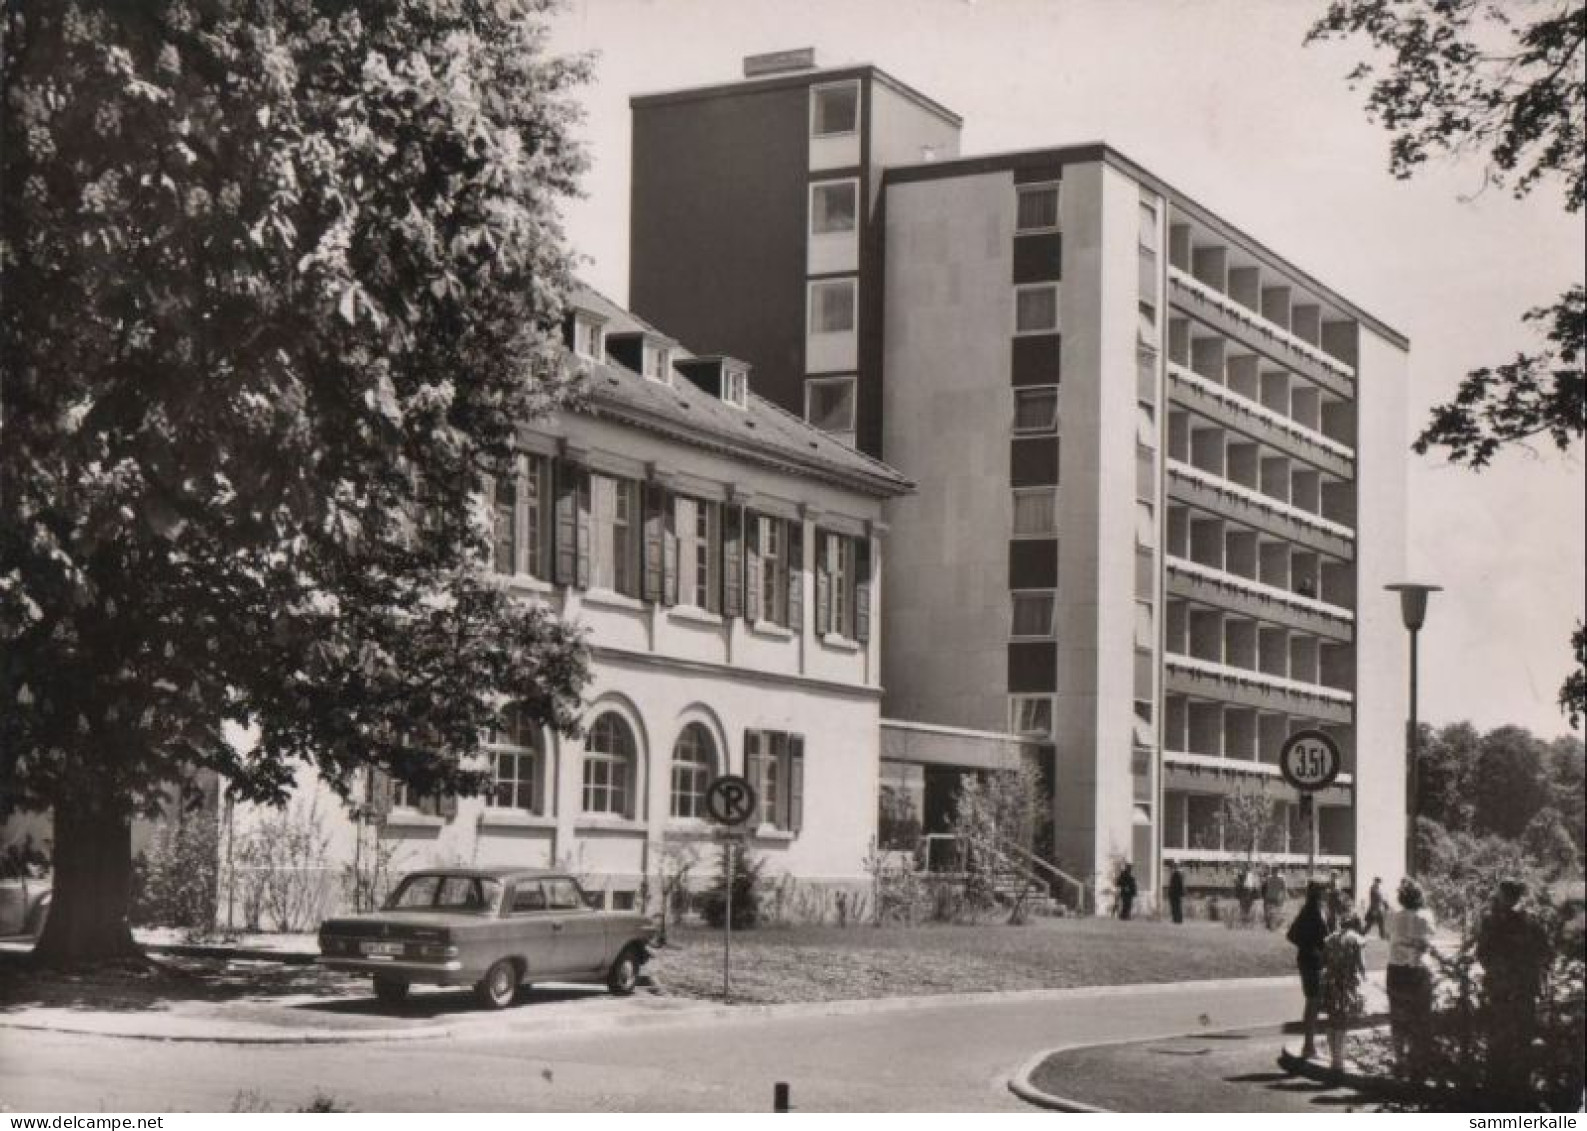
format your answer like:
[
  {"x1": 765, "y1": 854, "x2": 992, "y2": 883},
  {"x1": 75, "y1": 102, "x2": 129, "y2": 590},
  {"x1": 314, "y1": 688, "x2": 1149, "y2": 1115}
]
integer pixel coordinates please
[
  {"x1": 880, "y1": 171, "x2": 1013, "y2": 732},
  {"x1": 1350, "y1": 326, "x2": 1410, "y2": 893}
]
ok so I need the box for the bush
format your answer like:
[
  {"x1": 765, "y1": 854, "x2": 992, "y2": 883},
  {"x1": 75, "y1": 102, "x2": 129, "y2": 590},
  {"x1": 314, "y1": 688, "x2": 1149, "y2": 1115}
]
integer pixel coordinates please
[
  {"x1": 699, "y1": 844, "x2": 764, "y2": 929},
  {"x1": 131, "y1": 814, "x2": 220, "y2": 939},
  {"x1": 231, "y1": 798, "x2": 333, "y2": 932}
]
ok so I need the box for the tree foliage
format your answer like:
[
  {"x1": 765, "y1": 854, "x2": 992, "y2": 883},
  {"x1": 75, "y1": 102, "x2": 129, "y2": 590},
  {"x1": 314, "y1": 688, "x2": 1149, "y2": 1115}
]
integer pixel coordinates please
[{"x1": 1, "y1": 0, "x2": 593, "y2": 960}]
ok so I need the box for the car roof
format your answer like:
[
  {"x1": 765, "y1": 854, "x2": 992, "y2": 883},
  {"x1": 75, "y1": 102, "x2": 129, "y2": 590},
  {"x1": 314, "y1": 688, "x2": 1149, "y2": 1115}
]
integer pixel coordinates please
[{"x1": 401, "y1": 866, "x2": 571, "y2": 884}]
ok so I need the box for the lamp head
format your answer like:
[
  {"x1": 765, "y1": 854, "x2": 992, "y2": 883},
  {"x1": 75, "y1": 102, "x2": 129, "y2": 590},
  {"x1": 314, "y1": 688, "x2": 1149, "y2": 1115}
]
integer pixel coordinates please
[{"x1": 1385, "y1": 582, "x2": 1442, "y2": 631}]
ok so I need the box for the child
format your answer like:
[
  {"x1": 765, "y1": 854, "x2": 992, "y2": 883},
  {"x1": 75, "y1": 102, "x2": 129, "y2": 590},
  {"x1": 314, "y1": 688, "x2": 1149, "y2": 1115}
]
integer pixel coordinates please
[{"x1": 1322, "y1": 913, "x2": 1369, "y2": 1071}]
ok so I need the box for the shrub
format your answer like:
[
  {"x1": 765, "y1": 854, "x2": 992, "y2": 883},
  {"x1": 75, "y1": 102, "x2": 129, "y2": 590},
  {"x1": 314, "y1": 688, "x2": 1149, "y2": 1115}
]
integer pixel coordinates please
[
  {"x1": 699, "y1": 844, "x2": 764, "y2": 929},
  {"x1": 231, "y1": 797, "x2": 333, "y2": 932},
  {"x1": 131, "y1": 813, "x2": 221, "y2": 939}
]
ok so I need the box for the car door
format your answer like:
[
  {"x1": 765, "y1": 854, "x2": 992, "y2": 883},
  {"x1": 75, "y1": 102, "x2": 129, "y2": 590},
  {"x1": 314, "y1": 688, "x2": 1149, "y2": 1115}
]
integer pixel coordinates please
[
  {"x1": 505, "y1": 880, "x2": 567, "y2": 979},
  {"x1": 543, "y1": 877, "x2": 607, "y2": 975}
]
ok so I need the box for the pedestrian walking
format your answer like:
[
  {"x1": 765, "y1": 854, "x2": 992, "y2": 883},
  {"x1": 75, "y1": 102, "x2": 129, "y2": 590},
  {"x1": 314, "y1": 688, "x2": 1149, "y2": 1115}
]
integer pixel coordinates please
[
  {"x1": 1262, "y1": 867, "x2": 1288, "y2": 930},
  {"x1": 1363, "y1": 876, "x2": 1388, "y2": 940},
  {"x1": 1167, "y1": 863, "x2": 1186, "y2": 924},
  {"x1": 1322, "y1": 914, "x2": 1368, "y2": 1071},
  {"x1": 1385, "y1": 878, "x2": 1437, "y2": 1077},
  {"x1": 1286, "y1": 881, "x2": 1330, "y2": 1060},
  {"x1": 1115, "y1": 862, "x2": 1138, "y2": 920}
]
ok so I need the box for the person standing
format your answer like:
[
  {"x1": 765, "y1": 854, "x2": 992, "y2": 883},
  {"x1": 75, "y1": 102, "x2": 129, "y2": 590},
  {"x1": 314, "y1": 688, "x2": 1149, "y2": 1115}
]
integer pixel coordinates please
[
  {"x1": 1474, "y1": 879, "x2": 1550, "y2": 1101},
  {"x1": 1322, "y1": 914, "x2": 1369, "y2": 1071},
  {"x1": 1236, "y1": 866, "x2": 1257, "y2": 924},
  {"x1": 1263, "y1": 867, "x2": 1288, "y2": 930},
  {"x1": 1115, "y1": 862, "x2": 1138, "y2": 921},
  {"x1": 1324, "y1": 870, "x2": 1347, "y2": 931},
  {"x1": 1167, "y1": 863, "x2": 1186, "y2": 924},
  {"x1": 1386, "y1": 878, "x2": 1437, "y2": 1077},
  {"x1": 1286, "y1": 881, "x2": 1330, "y2": 1060},
  {"x1": 1363, "y1": 876, "x2": 1388, "y2": 940}
]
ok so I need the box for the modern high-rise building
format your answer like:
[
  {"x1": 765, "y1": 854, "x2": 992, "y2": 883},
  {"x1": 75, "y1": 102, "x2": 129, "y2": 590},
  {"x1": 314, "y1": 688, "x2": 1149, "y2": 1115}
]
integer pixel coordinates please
[{"x1": 629, "y1": 51, "x2": 1411, "y2": 905}]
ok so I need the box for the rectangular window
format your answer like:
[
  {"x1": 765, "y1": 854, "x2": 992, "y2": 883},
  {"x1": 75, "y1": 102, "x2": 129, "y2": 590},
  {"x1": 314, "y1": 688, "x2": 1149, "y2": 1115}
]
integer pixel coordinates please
[
  {"x1": 1016, "y1": 184, "x2": 1060, "y2": 232},
  {"x1": 1012, "y1": 488, "x2": 1058, "y2": 538},
  {"x1": 811, "y1": 81, "x2": 859, "y2": 137},
  {"x1": 574, "y1": 318, "x2": 604, "y2": 361},
  {"x1": 759, "y1": 516, "x2": 790, "y2": 627},
  {"x1": 1015, "y1": 284, "x2": 1059, "y2": 334},
  {"x1": 811, "y1": 179, "x2": 859, "y2": 235},
  {"x1": 723, "y1": 368, "x2": 748, "y2": 408},
  {"x1": 1009, "y1": 695, "x2": 1055, "y2": 739},
  {"x1": 1013, "y1": 387, "x2": 1059, "y2": 434},
  {"x1": 806, "y1": 375, "x2": 857, "y2": 434},
  {"x1": 643, "y1": 346, "x2": 671, "y2": 383},
  {"x1": 828, "y1": 532, "x2": 854, "y2": 638},
  {"x1": 809, "y1": 279, "x2": 857, "y2": 334},
  {"x1": 674, "y1": 496, "x2": 719, "y2": 612},
  {"x1": 487, "y1": 747, "x2": 539, "y2": 814},
  {"x1": 1011, "y1": 590, "x2": 1056, "y2": 638},
  {"x1": 492, "y1": 478, "x2": 517, "y2": 575},
  {"x1": 747, "y1": 730, "x2": 805, "y2": 832},
  {"x1": 590, "y1": 474, "x2": 640, "y2": 597},
  {"x1": 391, "y1": 782, "x2": 440, "y2": 817},
  {"x1": 523, "y1": 455, "x2": 550, "y2": 580}
]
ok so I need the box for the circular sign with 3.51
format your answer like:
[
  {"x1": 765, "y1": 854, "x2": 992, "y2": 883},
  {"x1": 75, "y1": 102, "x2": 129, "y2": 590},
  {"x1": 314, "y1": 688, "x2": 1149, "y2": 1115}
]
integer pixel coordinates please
[{"x1": 1278, "y1": 729, "x2": 1341, "y2": 792}]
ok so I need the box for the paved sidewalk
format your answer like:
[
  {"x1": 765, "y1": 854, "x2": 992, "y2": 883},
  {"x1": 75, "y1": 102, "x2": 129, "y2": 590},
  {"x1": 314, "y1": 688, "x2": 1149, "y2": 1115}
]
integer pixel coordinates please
[{"x1": 1015, "y1": 1025, "x2": 1382, "y2": 1112}]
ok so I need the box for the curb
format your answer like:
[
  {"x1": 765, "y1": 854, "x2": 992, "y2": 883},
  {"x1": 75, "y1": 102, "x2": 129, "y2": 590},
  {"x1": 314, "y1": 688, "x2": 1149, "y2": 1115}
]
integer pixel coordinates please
[
  {"x1": 145, "y1": 943, "x2": 319, "y2": 966},
  {"x1": 0, "y1": 1019, "x2": 454, "y2": 1045}
]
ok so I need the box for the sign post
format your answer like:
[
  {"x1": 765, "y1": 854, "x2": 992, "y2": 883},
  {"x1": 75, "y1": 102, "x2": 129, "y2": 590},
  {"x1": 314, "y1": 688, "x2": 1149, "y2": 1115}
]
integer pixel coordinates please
[
  {"x1": 704, "y1": 774, "x2": 757, "y2": 1004},
  {"x1": 1278, "y1": 729, "x2": 1342, "y2": 879}
]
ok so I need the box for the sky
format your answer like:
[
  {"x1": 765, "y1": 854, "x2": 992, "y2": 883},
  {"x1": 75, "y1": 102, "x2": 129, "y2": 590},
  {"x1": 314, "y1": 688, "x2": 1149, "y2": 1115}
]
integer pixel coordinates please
[{"x1": 545, "y1": 0, "x2": 1586, "y2": 739}]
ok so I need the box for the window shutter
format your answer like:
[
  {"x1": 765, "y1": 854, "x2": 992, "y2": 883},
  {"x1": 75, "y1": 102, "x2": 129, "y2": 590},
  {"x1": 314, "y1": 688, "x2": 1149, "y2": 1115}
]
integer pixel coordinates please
[
  {"x1": 814, "y1": 532, "x2": 831, "y2": 635},
  {"x1": 723, "y1": 506, "x2": 743, "y2": 619},
  {"x1": 574, "y1": 472, "x2": 591, "y2": 589},
  {"x1": 744, "y1": 514, "x2": 762, "y2": 623},
  {"x1": 553, "y1": 461, "x2": 578, "y2": 586},
  {"x1": 788, "y1": 736, "x2": 805, "y2": 835},
  {"x1": 744, "y1": 730, "x2": 763, "y2": 808},
  {"x1": 787, "y1": 522, "x2": 804, "y2": 632},
  {"x1": 366, "y1": 768, "x2": 392, "y2": 821},
  {"x1": 662, "y1": 499, "x2": 679, "y2": 606},
  {"x1": 854, "y1": 537, "x2": 873, "y2": 644},
  {"x1": 642, "y1": 483, "x2": 665, "y2": 604}
]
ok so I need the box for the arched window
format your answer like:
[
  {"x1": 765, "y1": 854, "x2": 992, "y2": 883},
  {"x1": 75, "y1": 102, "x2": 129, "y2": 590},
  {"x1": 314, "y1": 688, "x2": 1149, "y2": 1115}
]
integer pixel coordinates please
[
  {"x1": 486, "y1": 705, "x2": 541, "y2": 815},
  {"x1": 583, "y1": 713, "x2": 636, "y2": 817},
  {"x1": 670, "y1": 723, "x2": 716, "y2": 819}
]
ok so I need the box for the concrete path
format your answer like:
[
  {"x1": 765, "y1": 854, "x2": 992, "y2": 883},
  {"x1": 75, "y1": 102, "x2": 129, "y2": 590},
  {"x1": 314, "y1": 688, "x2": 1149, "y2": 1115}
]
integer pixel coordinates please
[{"x1": 2, "y1": 976, "x2": 1313, "y2": 1112}]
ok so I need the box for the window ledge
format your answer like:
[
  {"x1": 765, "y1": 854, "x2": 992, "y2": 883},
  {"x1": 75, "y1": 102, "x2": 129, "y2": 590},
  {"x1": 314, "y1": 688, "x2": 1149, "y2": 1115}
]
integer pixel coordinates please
[
  {"x1": 477, "y1": 810, "x2": 555, "y2": 830},
  {"x1": 749, "y1": 620, "x2": 794, "y2": 640},
  {"x1": 574, "y1": 817, "x2": 647, "y2": 835},
  {"x1": 383, "y1": 812, "x2": 444, "y2": 829},
  {"x1": 753, "y1": 827, "x2": 796, "y2": 843},
  {"x1": 668, "y1": 605, "x2": 724, "y2": 627},
  {"x1": 820, "y1": 632, "x2": 862, "y2": 653},
  {"x1": 664, "y1": 819, "x2": 716, "y2": 837},
  {"x1": 582, "y1": 588, "x2": 646, "y2": 612},
  {"x1": 503, "y1": 575, "x2": 554, "y2": 596}
]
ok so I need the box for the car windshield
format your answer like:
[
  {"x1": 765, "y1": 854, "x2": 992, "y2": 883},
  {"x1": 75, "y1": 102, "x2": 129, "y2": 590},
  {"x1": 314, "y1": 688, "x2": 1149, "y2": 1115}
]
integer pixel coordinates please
[{"x1": 384, "y1": 874, "x2": 502, "y2": 914}]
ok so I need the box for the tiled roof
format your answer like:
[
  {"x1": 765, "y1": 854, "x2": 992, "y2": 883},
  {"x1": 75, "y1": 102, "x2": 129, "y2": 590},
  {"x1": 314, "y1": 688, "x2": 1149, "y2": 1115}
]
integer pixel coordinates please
[{"x1": 564, "y1": 286, "x2": 913, "y2": 498}]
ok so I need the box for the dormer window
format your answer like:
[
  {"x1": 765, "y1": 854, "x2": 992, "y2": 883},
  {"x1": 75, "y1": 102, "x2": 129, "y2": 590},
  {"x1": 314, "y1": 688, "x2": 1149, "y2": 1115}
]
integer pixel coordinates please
[
  {"x1": 571, "y1": 312, "x2": 606, "y2": 362},
  {"x1": 643, "y1": 345, "x2": 672, "y2": 384},
  {"x1": 723, "y1": 368, "x2": 748, "y2": 409}
]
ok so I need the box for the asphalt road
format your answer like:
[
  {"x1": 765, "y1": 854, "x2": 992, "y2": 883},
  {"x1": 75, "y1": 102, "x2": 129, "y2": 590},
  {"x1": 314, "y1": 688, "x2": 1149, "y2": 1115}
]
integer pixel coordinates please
[{"x1": 1, "y1": 977, "x2": 1305, "y2": 1113}]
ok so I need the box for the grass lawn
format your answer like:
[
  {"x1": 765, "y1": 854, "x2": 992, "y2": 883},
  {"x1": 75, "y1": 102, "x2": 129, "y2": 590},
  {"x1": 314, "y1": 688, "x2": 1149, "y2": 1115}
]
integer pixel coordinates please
[{"x1": 651, "y1": 915, "x2": 1318, "y2": 1004}]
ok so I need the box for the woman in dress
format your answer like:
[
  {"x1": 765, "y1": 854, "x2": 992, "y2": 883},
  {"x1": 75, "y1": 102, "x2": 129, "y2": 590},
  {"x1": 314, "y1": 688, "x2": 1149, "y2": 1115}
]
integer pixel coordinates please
[
  {"x1": 1285, "y1": 881, "x2": 1330, "y2": 1059},
  {"x1": 1322, "y1": 913, "x2": 1369, "y2": 1071}
]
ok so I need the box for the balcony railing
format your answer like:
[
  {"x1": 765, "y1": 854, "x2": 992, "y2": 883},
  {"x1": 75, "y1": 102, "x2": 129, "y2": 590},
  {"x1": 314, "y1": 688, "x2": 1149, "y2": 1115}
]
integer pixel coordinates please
[
  {"x1": 1169, "y1": 267, "x2": 1356, "y2": 382},
  {"x1": 1162, "y1": 846, "x2": 1354, "y2": 867},
  {"x1": 1168, "y1": 460, "x2": 1356, "y2": 542},
  {"x1": 1167, "y1": 362, "x2": 1354, "y2": 460},
  {"x1": 1163, "y1": 748, "x2": 1354, "y2": 787},
  {"x1": 1166, "y1": 555, "x2": 1354, "y2": 625},
  {"x1": 1164, "y1": 652, "x2": 1354, "y2": 706}
]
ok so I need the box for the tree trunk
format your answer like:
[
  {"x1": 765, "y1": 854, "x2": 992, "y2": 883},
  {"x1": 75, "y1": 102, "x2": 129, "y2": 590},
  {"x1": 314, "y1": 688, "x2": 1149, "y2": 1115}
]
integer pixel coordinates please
[{"x1": 34, "y1": 796, "x2": 140, "y2": 965}]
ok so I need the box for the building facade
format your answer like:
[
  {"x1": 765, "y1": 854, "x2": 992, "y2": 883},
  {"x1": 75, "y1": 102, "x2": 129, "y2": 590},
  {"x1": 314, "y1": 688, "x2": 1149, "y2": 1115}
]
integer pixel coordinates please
[
  {"x1": 227, "y1": 289, "x2": 913, "y2": 915},
  {"x1": 628, "y1": 53, "x2": 1412, "y2": 906}
]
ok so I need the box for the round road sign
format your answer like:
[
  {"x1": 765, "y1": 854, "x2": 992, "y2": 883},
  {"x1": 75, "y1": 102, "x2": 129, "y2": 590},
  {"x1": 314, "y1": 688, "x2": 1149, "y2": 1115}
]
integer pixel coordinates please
[
  {"x1": 1279, "y1": 729, "x2": 1341, "y2": 792},
  {"x1": 704, "y1": 774, "x2": 758, "y2": 827}
]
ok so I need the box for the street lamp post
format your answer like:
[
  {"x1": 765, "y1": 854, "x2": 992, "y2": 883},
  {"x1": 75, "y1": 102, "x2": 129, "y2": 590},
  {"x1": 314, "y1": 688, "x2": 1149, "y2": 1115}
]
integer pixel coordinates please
[{"x1": 1386, "y1": 582, "x2": 1441, "y2": 876}]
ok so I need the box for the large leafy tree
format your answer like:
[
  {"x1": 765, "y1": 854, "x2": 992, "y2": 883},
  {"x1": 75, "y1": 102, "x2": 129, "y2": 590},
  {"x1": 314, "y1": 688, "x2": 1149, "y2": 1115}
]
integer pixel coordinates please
[
  {"x1": 1, "y1": 0, "x2": 593, "y2": 963},
  {"x1": 1308, "y1": 0, "x2": 1585, "y2": 724}
]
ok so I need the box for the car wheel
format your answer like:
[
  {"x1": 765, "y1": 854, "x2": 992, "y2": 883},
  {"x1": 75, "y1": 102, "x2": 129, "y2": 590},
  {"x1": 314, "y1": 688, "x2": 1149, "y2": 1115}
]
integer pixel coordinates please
[
  {"x1": 606, "y1": 946, "x2": 641, "y2": 996},
  {"x1": 474, "y1": 959, "x2": 519, "y2": 1010},
  {"x1": 372, "y1": 976, "x2": 409, "y2": 1006}
]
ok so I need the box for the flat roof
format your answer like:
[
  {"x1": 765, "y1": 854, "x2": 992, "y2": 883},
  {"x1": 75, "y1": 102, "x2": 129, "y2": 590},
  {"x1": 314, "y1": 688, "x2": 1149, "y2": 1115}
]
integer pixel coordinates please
[
  {"x1": 631, "y1": 63, "x2": 963, "y2": 129},
  {"x1": 884, "y1": 142, "x2": 1409, "y2": 349}
]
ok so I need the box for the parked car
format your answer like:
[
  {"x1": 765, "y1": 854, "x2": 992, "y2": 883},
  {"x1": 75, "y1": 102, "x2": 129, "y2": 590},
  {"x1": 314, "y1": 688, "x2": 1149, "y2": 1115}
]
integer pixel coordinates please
[
  {"x1": 317, "y1": 866, "x2": 657, "y2": 1009},
  {"x1": 0, "y1": 874, "x2": 50, "y2": 938}
]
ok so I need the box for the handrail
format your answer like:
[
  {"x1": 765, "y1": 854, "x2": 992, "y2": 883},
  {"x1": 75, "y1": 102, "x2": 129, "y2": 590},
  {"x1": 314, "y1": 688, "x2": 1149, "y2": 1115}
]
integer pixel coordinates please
[
  {"x1": 918, "y1": 833, "x2": 1089, "y2": 913},
  {"x1": 995, "y1": 837, "x2": 1089, "y2": 913}
]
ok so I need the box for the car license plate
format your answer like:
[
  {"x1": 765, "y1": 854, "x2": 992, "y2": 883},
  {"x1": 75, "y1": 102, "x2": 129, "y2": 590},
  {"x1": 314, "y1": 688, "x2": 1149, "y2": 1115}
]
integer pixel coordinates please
[{"x1": 361, "y1": 941, "x2": 405, "y2": 957}]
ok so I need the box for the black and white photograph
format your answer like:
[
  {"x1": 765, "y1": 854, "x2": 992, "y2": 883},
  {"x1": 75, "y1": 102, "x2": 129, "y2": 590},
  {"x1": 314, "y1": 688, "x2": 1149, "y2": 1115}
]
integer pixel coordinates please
[{"x1": 2, "y1": 0, "x2": 1583, "y2": 1117}]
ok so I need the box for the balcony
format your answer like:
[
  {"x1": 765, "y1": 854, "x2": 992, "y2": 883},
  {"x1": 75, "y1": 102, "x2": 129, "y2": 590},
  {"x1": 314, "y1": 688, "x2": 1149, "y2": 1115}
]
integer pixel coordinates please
[
  {"x1": 1164, "y1": 652, "x2": 1352, "y2": 723},
  {"x1": 1167, "y1": 460, "x2": 1354, "y2": 560},
  {"x1": 1169, "y1": 269, "x2": 1354, "y2": 399},
  {"x1": 1167, "y1": 363, "x2": 1352, "y2": 479},
  {"x1": 1166, "y1": 556, "x2": 1352, "y2": 642},
  {"x1": 1163, "y1": 748, "x2": 1354, "y2": 789}
]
